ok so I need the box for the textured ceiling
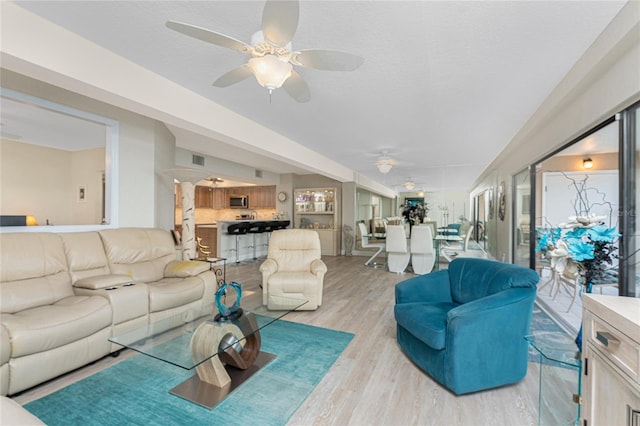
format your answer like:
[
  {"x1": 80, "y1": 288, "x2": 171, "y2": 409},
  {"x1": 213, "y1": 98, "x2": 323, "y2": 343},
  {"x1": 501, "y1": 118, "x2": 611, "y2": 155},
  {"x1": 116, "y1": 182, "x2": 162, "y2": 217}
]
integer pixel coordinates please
[{"x1": 12, "y1": 0, "x2": 627, "y2": 193}]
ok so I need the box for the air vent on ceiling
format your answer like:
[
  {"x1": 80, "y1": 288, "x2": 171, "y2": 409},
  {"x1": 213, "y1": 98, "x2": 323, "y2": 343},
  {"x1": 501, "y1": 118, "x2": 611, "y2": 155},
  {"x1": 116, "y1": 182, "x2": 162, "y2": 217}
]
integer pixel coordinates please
[
  {"x1": 192, "y1": 154, "x2": 205, "y2": 166},
  {"x1": 255, "y1": 169, "x2": 263, "y2": 178}
]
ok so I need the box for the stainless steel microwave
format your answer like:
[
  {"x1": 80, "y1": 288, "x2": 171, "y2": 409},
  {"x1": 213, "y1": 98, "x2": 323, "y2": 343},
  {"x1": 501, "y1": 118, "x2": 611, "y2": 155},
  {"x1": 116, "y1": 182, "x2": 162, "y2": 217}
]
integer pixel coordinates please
[{"x1": 229, "y1": 195, "x2": 248, "y2": 208}]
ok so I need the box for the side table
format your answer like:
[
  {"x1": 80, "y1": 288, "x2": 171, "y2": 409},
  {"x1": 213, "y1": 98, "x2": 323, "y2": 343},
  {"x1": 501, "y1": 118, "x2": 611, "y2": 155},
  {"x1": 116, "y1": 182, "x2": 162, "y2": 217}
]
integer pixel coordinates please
[
  {"x1": 194, "y1": 256, "x2": 227, "y2": 287},
  {"x1": 526, "y1": 333, "x2": 582, "y2": 425}
]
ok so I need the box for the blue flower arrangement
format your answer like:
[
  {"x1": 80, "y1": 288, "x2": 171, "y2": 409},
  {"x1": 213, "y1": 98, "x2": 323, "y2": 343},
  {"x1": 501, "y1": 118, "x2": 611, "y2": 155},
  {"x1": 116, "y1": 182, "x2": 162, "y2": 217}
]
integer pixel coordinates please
[{"x1": 536, "y1": 215, "x2": 620, "y2": 288}]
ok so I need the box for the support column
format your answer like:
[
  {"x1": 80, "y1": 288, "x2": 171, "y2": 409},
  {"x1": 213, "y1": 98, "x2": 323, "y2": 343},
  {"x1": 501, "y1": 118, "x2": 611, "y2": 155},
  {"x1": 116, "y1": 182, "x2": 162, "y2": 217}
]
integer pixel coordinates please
[{"x1": 181, "y1": 181, "x2": 196, "y2": 260}]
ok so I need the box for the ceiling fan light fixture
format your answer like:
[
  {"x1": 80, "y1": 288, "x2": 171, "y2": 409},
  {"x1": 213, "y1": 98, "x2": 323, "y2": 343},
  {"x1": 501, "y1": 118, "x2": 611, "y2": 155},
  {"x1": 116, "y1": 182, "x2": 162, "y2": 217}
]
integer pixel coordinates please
[
  {"x1": 376, "y1": 158, "x2": 394, "y2": 175},
  {"x1": 248, "y1": 55, "x2": 293, "y2": 92}
]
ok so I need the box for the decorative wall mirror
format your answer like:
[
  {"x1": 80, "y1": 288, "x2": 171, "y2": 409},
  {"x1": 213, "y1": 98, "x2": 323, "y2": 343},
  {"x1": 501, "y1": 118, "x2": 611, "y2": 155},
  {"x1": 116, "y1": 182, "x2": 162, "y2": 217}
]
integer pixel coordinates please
[{"x1": 0, "y1": 88, "x2": 119, "y2": 230}]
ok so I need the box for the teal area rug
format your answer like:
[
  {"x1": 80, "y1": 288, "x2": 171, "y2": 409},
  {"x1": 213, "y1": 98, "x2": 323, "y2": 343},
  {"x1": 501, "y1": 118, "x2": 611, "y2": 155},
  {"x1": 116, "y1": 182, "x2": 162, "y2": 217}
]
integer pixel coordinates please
[{"x1": 25, "y1": 318, "x2": 354, "y2": 426}]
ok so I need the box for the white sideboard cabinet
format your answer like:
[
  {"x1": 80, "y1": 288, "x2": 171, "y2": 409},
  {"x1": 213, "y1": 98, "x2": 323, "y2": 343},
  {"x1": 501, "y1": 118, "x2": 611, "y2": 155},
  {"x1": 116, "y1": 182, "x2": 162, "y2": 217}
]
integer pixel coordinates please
[{"x1": 582, "y1": 294, "x2": 640, "y2": 426}]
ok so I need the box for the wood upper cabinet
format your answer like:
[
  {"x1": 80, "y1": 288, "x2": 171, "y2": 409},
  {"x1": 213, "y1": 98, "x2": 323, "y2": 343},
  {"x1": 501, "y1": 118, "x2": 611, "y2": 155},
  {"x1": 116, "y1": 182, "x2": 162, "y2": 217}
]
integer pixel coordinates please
[
  {"x1": 248, "y1": 186, "x2": 276, "y2": 209},
  {"x1": 194, "y1": 186, "x2": 213, "y2": 208},
  {"x1": 177, "y1": 185, "x2": 275, "y2": 209},
  {"x1": 212, "y1": 188, "x2": 226, "y2": 209}
]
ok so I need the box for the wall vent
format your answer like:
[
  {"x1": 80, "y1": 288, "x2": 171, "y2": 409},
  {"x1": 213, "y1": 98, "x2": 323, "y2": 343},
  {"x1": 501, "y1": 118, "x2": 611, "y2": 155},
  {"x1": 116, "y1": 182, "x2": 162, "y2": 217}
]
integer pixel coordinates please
[
  {"x1": 192, "y1": 154, "x2": 205, "y2": 166},
  {"x1": 255, "y1": 169, "x2": 263, "y2": 178}
]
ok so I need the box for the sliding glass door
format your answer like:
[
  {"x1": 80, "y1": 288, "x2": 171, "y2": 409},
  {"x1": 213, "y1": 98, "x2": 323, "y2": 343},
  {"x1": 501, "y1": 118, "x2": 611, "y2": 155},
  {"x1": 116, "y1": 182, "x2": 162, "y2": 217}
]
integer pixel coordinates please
[{"x1": 620, "y1": 101, "x2": 639, "y2": 297}]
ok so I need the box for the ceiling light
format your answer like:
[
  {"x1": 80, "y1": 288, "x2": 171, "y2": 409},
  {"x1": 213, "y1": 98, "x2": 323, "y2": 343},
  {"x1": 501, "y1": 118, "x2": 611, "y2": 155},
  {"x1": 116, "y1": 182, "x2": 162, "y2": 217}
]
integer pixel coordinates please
[
  {"x1": 583, "y1": 158, "x2": 594, "y2": 169},
  {"x1": 376, "y1": 158, "x2": 394, "y2": 175},
  {"x1": 417, "y1": 190, "x2": 424, "y2": 197},
  {"x1": 248, "y1": 55, "x2": 293, "y2": 94},
  {"x1": 403, "y1": 180, "x2": 415, "y2": 191}
]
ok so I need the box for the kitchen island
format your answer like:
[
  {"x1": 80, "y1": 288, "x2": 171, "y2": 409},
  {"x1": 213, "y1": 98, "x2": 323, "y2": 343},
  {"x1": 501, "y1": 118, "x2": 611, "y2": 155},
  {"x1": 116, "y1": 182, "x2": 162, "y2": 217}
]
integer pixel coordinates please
[{"x1": 216, "y1": 220, "x2": 290, "y2": 263}]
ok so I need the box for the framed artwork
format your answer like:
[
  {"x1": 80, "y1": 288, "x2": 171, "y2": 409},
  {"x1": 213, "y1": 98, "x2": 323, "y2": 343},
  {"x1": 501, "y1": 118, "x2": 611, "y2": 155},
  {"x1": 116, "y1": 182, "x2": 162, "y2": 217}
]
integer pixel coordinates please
[
  {"x1": 404, "y1": 197, "x2": 424, "y2": 208},
  {"x1": 77, "y1": 185, "x2": 87, "y2": 202},
  {"x1": 498, "y1": 181, "x2": 506, "y2": 221}
]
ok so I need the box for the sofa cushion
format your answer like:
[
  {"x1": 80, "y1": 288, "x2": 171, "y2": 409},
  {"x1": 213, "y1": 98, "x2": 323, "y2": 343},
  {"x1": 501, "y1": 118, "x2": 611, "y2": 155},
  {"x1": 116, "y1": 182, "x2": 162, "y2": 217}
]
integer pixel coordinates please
[
  {"x1": 394, "y1": 302, "x2": 459, "y2": 350},
  {"x1": 0, "y1": 233, "x2": 73, "y2": 313},
  {"x1": 447, "y1": 258, "x2": 539, "y2": 304},
  {"x1": 60, "y1": 232, "x2": 111, "y2": 283},
  {"x1": 99, "y1": 228, "x2": 176, "y2": 283},
  {"x1": 0, "y1": 325, "x2": 8, "y2": 367},
  {"x1": 164, "y1": 260, "x2": 210, "y2": 278},
  {"x1": 2, "y1": 295, "x2": 111, "y2": 357},
  {"x1": 267, "y1": 272, "x2": 318, "y2": 291},
  {"x1": 267, "y1": 230, "x2": 322, "y2": 273},
  {"x1": 147, "y1": 277, "x2": 204, "y2": 313}
]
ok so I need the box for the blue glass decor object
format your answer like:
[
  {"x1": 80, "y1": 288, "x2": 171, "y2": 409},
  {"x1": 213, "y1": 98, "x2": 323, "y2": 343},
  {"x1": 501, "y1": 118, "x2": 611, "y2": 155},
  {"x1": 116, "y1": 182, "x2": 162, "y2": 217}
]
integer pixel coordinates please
[
  {"x1": 575, "y1": 282, "x2": 593, "y2": 352},
  {"x1": 215, "y1": 281, "x2": 243, "y2": 321}
]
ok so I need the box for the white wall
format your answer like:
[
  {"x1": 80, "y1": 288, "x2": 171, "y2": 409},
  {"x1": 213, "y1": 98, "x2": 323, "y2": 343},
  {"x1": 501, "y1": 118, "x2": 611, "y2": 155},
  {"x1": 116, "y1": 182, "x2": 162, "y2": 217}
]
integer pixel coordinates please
[
  {"x1": 1, "y1": 70, "x2": 175, "y2": 230},
  {"x1": 470, "y1": 2, "x2": 640, "y2": 261}
]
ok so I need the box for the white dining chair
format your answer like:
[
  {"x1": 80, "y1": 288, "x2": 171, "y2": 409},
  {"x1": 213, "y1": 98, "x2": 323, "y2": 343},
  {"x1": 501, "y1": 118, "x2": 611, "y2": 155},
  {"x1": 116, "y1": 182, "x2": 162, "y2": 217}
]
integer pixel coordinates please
[
  {"x1": 358, "y1": 222, "x2": 385, "y2": 267},
  {"x1": 386, "y1": 225, "x2": 410, "y2": 273},
  {"x1": 410, "y1": 225, "x2": 435, "y2": 274},
  {"x1": 442, "y1": 226, "x2": 483, "y2": 262}
]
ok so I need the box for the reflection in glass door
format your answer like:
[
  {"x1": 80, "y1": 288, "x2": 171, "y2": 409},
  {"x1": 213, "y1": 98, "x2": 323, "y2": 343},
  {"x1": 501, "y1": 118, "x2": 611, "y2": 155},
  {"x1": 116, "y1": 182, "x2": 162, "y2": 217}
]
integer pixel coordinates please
[{"x1": 533, "y1": 119, "x2": 620, "y2": 332}]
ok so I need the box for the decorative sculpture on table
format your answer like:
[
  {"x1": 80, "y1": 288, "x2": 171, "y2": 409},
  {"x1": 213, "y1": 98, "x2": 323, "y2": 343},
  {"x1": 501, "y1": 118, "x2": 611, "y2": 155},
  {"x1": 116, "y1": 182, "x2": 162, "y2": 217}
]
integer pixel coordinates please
[{"x1": 214, "y1": 281, "x2": 243, "y2": 321}]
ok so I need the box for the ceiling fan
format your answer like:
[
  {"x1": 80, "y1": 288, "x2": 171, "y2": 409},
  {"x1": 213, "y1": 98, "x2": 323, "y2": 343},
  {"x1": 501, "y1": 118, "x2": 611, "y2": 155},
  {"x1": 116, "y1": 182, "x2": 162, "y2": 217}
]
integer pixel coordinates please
[{"x1": 166, "y1": 0, "x2": 364, "y2": 102}]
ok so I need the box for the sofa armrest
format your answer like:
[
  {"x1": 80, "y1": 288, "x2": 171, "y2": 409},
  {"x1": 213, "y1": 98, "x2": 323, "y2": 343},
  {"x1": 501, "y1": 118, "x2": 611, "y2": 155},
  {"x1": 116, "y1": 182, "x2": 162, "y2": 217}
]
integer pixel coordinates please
[
  {"x1": 310, "y1": 259, "x2": 327, "y2": 275},
  {"x1": 74, "y1": 274, "x2": 133, "y2": 290},
  {"x1": 164, "y1": 260, "x2": 210, "y2": 278},
  {"x1": 395, "y1": 271, "x2": 452, "y2": 304}
]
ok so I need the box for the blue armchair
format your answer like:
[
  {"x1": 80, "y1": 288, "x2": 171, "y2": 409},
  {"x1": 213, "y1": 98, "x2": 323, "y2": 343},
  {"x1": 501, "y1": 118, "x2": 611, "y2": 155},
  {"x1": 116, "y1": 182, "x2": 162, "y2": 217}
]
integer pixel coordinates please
[{"x1": 394, "y1": 258, "x2": 539, "y2": 395}]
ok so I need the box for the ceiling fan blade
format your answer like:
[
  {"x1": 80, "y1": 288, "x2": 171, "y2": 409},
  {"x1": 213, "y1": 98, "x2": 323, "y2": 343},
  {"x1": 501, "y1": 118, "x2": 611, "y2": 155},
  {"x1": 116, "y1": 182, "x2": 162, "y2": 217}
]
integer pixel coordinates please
[
  {"x1": 213, "y1": 65, "x2": 254, "y2": 87},
  {"x1": 294, "y1": 49, "x2": 364, "y2": 71},
  {"x1": 282, "y1": 71, "x2": 310, "y2": 103},
  {"x1": 262, "y1": 0, "x2": 299, "y2": 47},
  {"x1": 166, "y1": 21, "x2": 252, "y2": 54}
]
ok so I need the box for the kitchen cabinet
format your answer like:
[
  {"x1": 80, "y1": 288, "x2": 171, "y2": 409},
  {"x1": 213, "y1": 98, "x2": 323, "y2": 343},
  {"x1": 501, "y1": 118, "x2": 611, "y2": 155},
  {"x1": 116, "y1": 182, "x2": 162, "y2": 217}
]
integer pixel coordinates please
[
  {"x1": 212, "y1": 188, "x2": 226, "y2": 209},
  {"x1": 194, "y1": 186, "x2": 213, "y2": 208},
  {"x1": 248, "y1": 186, "x2": 276, "y2": 209},
  {"x1": 581, "y1": 294, "x2": 640, "y2": 426},
  {"x1": 294, "y1": 187, "x2": 340, "y2": 255}
]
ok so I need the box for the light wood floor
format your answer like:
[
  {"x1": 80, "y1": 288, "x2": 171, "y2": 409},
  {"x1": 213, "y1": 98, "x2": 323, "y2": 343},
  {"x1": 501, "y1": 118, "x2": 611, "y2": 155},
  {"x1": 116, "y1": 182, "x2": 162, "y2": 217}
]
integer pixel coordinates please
[{"x1": 12, "y1": 255, "x2": 543, "y2": 425}]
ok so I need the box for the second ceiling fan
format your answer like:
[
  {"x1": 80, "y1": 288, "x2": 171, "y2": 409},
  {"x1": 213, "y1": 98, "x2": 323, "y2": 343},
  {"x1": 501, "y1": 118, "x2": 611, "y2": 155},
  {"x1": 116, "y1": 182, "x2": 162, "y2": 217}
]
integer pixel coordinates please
[{"x1": 166, "y1": 0, "x2": 364, "y2": 102}]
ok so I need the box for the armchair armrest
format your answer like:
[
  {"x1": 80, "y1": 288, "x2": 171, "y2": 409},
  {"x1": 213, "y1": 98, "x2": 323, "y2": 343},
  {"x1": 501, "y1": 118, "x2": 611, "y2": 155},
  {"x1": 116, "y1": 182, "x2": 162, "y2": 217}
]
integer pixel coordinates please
[
  {"x1": 164, "y1": 260, "x2": 210, "y2": 278},
  {"x1": 310, "y1": 259, "x2": 327, "y2": 275},
  {"x1": 395, "y1": 270, "x2": 452, "y2": 304},
  {"x1": 446, "y1": 288, "x2": 536, "y2": 322},
  {"x1": 259, "y1": 258, "x2": 278, "y2": 276}
]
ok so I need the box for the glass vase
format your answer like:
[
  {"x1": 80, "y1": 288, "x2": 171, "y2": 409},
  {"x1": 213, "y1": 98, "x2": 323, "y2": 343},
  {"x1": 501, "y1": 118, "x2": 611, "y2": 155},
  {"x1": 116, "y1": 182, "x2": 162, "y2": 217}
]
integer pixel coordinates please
[{"x1": 574, "y1": 281, "x2": 593, "y2": 352}]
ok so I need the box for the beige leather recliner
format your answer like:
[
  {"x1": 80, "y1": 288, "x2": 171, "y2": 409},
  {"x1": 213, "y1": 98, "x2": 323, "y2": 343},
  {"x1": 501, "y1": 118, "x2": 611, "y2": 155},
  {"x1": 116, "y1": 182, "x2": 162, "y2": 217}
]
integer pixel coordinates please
[
  {"x1": 0, "y1": 233, "x2": 112, "y2": 395},
  {"x1": 259, "y1": 229, "x2": 327, "y2": 310},
  {"x1": 0, "y1": 228, "x2": 216, "y2": 396}
]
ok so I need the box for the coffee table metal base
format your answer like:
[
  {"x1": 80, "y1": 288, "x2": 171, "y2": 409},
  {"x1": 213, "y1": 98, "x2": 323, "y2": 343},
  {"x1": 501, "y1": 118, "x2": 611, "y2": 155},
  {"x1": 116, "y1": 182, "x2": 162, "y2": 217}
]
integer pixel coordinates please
[{"x1": 169, "y1": 351, "x2": 276, "y2": 409}]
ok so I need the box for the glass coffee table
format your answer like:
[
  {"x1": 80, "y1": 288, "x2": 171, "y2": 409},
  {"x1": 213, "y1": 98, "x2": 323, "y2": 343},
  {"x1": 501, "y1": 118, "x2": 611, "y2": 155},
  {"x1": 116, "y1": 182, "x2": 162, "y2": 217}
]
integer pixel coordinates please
[{"x1": 109, "y1": 292, "x2": 307, "y2": 409}]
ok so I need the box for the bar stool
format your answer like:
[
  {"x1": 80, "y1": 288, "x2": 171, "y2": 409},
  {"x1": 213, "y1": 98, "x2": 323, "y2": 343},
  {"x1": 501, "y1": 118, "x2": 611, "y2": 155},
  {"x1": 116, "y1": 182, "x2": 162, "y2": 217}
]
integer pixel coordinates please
[
  {"x1": 265, "y1": 220, "x2": 280, "y2": 245},
  {"x1": 248, "y1": 221, "x2": 267, "y2": 260},
  {"x1": 278, "y1": 220, "x2": 291, "y2": 229},
  {"x1": 227, "y1": 222, "x2": 249, "y2": 264}
]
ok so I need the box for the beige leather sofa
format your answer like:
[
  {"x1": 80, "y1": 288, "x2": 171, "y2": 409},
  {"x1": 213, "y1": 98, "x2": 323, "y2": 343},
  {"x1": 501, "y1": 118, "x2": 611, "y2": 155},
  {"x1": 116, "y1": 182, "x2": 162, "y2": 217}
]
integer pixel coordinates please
[
  {"x1": 259, "y1": 229, "x2": 327, "y2": 310},
  {"x1": 0, "y1": 228, "x2": 215, "y2": 396}
]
